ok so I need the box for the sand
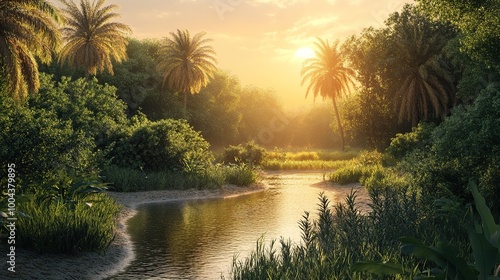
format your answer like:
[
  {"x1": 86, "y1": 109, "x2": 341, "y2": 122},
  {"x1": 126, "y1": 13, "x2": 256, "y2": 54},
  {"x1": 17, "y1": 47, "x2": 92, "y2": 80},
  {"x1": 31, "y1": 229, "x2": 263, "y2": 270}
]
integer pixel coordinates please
[{"x1": 1, "y1": 184, "x2": 265, "y2": 280}]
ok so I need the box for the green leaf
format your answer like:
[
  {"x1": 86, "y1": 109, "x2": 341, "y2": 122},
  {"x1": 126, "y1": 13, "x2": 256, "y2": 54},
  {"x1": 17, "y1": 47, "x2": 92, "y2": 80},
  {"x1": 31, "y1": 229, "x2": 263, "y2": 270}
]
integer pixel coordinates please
[
  {"x1": 400, "y1": 237, "x2": 448, "y2": 269},
  {"x1": 469, "y1": 230, "x2": 498, "y2": 280},
  {"x1": 351, "y1": 261, "x2": 405, "y2": 275},
  {"x1": 469, "y1": 181, "x2": 500, "y2": 252},
  {"x1": 400, "y1": 237, "x2": 477, "y2": 280}
]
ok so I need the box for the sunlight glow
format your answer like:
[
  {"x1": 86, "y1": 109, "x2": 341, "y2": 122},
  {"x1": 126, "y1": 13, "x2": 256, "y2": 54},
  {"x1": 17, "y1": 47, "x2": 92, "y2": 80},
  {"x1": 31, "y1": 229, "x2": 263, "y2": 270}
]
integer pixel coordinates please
[{"x1": 294, "y1": 47, "x2": 315, "y2": 60}]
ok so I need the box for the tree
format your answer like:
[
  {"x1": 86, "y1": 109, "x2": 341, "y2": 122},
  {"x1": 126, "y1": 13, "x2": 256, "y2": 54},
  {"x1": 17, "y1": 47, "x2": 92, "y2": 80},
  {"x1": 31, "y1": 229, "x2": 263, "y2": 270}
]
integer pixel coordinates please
[
  {"x1": 417, "y1": 0, "x2": 500, "y2": 73},
  {"x1": 98, "y1": 39, "x2": 162, "y2": 115},
  {"x1": 189, "y1": 71, "x2": 242, "y2": 146},
  {"x1": 0, "y1": 0, "x2": 61, "y2": 100},
  {"x1": 301, "y1": 38, "x2": 355, "y2": 150},
  {"x1": 389, "y1": 5, "x2": 457, "y2": 125},
  {"x1": 58, "y1": 0, "x2": 131, "y2": 79},
  {"x1": 157, "y1": 29, "x2": 217, "y2": 109}
]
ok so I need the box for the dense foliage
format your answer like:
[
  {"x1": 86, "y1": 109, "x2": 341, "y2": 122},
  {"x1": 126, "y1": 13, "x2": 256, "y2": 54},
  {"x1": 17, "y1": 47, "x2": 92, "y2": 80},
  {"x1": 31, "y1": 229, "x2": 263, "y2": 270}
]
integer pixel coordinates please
[
  {"x1": 110, "y1": 119, "x2": 214, "y2": 173},
  {"x1": 0, "y1": 74, "x2": 127, "y2": 186}
]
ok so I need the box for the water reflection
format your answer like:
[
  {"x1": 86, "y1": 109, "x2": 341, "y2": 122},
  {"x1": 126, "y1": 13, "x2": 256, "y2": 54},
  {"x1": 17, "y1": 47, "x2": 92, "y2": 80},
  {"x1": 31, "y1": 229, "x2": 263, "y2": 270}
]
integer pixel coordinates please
[{"x1": 110, "y1": 172, "x2": 369, "y2": 279}]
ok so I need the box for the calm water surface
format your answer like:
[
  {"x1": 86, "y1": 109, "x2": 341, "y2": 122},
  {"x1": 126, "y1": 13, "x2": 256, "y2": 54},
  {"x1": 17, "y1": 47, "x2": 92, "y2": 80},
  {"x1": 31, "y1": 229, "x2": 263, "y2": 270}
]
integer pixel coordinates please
[{"x1": 110, "y1": 171, "x2": 369, "y2": 279}]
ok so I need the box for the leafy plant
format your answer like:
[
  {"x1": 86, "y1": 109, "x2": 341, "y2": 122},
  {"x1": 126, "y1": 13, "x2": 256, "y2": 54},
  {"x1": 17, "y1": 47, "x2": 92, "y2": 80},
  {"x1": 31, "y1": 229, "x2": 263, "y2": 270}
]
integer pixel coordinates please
[
  {"x1": 17, "y1": 193, "x2": 120, "y2": 254},
  {"x1": 111, "y1": 118, "x2": 214, "y2": 173},
  {"x1": 37, "y1": 174, "x2": 108, "y2": 209},
  {"x1": 352, "y1": 181, "x2": 500, "y2": 279},
  {"x1": 223, "y1": 141, "x2": 266, "y2": 166}
]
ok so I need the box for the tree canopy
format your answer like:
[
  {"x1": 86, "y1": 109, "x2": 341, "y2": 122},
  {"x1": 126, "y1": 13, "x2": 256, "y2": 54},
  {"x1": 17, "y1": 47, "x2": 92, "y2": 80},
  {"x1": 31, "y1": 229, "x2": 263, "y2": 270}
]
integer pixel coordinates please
[{"x1": 0, "y1": 0, "x2": 61, "y2": 100}]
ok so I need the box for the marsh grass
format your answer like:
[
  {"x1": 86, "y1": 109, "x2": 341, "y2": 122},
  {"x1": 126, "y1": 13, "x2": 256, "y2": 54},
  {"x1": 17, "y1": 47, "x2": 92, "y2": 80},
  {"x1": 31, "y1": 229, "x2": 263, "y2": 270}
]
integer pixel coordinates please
[
  {"x1": 103, "y1": 164, "x2": 257, "y2": 192},
  {"x1": 17, "y1": 193, "x2": 120, "y2": 254},
  {"x1": 262, "y1": 149, "x2": 360, "y2": 170},
  {"x1": 327, "y1": 151, "x2": 388, "y2": 185},
  {"x1": 223, "y1": 164, "x2": 259, "y2": 186},
  {"x1": 262, "y1": 159, "x2": 349, "y2": 170},
  {"x1": 228, "y1": 188, "x2": 470, "y2": 279}
]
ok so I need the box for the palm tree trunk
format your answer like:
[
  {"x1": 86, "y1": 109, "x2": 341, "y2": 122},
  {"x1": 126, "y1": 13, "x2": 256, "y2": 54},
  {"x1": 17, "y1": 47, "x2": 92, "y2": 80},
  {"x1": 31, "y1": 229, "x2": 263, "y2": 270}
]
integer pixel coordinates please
[
  {"x1": 183, "y1": 91, "x2": 188, "y2": 110},
  {"x1": 332, "y1": 98, "x2": 345, "y2": 151}
]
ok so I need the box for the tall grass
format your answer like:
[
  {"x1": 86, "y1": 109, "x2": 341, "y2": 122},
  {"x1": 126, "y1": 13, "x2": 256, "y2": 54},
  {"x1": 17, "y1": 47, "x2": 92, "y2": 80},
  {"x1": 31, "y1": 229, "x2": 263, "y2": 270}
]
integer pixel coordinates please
[
  {"x1": 228, "y1": 188, "x2": 470, "y2": 279},
  {"x1": 223, "y1": 164, "x2": 259, "y2": 186},
  {"x1": 262, "y1": 159, "x2": 349, "y2": 170},
  {"x1": 103, "y1": 164, "x2": 258, "y2": 192},
  {"x1": 262, "y1": 149, "x2": 360, "y2": 170},
  {"x1": 17, "y1": 193, "x2": 120, "y2": 254},
  {"x1": 327, "y1": 151, "x2": 388, "y2": 185}
]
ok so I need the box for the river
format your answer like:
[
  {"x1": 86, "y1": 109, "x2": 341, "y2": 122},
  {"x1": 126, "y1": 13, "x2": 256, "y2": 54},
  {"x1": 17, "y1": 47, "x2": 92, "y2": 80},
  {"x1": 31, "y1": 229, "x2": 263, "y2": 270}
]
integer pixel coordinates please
[{"x1": 109, "y1": 171, "x2": 370, "y2": 279}]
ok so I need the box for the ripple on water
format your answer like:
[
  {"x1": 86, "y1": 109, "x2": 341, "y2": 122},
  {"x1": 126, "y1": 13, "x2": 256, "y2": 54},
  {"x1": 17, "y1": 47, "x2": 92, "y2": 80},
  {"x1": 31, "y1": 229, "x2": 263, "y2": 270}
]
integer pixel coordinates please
[{"x1": 110, "y1": 171, "x2": 371, "y2": 279}]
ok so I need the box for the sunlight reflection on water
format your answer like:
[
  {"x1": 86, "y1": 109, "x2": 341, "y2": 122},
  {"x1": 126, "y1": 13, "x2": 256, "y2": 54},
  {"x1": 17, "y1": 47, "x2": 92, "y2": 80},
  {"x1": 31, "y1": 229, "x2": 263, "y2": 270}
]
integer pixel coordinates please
[{"x1": 109, "y1": 171, "x2": 369, "y2": 279}]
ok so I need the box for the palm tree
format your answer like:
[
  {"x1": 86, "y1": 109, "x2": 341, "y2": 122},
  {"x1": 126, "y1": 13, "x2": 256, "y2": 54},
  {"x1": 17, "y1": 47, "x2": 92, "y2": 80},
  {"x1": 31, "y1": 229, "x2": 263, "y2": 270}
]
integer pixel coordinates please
[
  {"x1": 391, "y1": 6, "x2": 456, "y2": 126},
  {"x1": 301, "y1": 38, "x2": 355, "y2": 150},
  {"x1": 157, "y1": 29, "x2": 217, "y2": 109},
  {"x1": 58, "y1": 0, "x2": 131, "y2": 79},
  {"x1": 0, "y1": 0, "x2": 61, "y2": 100}
]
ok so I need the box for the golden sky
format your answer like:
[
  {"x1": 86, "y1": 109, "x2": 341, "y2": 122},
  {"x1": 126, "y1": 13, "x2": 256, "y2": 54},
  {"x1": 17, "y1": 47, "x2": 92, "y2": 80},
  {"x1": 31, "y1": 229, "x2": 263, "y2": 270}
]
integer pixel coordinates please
[{"x1": 53, "y1": 0, "x2": 414, "y2": 110}]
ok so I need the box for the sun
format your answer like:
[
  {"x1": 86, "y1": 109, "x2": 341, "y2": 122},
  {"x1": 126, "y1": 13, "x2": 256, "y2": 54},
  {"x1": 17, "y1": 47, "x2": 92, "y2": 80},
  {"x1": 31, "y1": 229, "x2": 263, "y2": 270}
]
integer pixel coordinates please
[{"x1": 294, "y1": 47, "x2": 315, "y2": 60}]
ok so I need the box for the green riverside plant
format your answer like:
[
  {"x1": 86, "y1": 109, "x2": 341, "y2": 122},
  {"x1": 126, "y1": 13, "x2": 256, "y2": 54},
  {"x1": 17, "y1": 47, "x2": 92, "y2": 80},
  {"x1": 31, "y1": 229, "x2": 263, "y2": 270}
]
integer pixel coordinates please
[{"x1": 16, "y1": 193, "x2": 120, "y2": 254}]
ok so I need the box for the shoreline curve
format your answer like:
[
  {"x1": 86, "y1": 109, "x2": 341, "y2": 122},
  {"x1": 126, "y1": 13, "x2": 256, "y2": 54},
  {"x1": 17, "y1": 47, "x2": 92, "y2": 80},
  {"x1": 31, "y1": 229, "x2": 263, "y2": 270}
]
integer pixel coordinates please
[{"x1": 7, "y1": 184, "x2": 266, "y2": 280}]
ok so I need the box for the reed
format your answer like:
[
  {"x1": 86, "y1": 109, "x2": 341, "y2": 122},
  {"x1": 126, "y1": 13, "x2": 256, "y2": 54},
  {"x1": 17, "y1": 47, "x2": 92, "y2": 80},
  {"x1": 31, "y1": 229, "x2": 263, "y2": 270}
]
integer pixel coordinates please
[{"x1": 228, "y1": 188, "x2": 470, "y2": 279}]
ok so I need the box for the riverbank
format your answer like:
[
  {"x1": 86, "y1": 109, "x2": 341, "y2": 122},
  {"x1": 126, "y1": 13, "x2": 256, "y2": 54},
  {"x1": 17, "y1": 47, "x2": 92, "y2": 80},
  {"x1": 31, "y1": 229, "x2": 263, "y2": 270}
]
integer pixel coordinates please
[{"x1": 6, "y1": 184, "x2": 265, "y2": 280}]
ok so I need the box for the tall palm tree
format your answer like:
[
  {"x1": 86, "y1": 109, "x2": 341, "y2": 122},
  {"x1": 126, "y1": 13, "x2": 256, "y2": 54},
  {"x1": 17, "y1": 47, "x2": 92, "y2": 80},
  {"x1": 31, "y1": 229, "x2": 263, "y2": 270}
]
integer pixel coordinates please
[
  {"x1": 58, "y1": 0, "x2": 131, "y2": 79},
  {"x1": 157, "y1": 29, "x2": 217, "y2": 109},
  {"x1": 301, "y1": 38, "x2": 355, "y2": 150},
  {"x1": 0, "y1": 0, "x2": 61, "y2": 100},
  {"x1": 391, "y1": 6, "x2": 456, "y2": 126}
]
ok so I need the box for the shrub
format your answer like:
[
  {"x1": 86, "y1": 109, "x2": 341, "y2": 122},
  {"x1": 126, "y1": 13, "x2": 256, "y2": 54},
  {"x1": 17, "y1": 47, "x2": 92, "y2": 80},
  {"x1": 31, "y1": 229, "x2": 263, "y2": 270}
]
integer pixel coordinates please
[
  {"x1": 404, "y1": 87, "x2": 500, "y2": 211},
  {"x1": 223, "y1": 141, "x2": 266, "y2": 165},
  {"x1": 0, "y1": 95, "x2": 98, "y2": 186},
  {"x1": 111, "y1": 119, "x2": 214, "y2": 173},
  {"x1": 386, "y1": 122, "x2": 435, "y2": 160},
  {"x1": 0, "y1": 74, "x2": 131, "y2": 186}
]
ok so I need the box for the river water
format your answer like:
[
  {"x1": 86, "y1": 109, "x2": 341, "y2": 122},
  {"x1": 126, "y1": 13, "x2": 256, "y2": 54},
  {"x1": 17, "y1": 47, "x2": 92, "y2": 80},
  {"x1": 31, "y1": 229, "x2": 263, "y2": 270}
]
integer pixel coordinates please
[{"x1": 110, "y1": 171, "x2": 370, "y2": 279}]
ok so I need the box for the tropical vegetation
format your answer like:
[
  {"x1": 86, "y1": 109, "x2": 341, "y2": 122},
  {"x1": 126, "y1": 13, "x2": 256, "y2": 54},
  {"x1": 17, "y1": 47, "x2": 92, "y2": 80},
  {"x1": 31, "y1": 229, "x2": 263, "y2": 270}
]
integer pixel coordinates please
[
  {"x1": 301, "y1": 38, "x2": 355, "y2": 150},
  {"x1": 0, "y1": 0, "x2": 499, "y2": 278},
  {"x1": 58, "y1": 0, "x2": 131, "y2": 79},
  {"x1": 0, "y1": 0, "x2": 61, "y2": 100},
  {"x1": 157, "y1": 29, "x2": 217, "y2": 109}
]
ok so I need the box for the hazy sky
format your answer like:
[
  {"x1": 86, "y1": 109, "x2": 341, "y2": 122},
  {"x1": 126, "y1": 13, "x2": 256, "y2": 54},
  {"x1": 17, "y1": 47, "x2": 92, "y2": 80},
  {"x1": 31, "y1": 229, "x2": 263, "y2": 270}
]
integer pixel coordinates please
[{"x1": 53, "y1": 0, "x2": 414, "y2": 109}]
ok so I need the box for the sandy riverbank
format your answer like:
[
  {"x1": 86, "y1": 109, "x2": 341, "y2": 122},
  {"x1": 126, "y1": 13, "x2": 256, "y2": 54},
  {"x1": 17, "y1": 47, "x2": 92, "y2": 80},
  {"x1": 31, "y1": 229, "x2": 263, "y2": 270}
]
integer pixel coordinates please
[{"x1": 4, "y1": 184, "x2": 265, "y2": 280}]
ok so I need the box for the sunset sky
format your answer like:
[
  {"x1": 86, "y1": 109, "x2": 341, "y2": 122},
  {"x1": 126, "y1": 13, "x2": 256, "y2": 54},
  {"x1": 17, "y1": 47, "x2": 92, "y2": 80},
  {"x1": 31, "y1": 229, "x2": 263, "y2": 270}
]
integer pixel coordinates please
[{"x1": 53, "y1": 0, "x2": 414, "y2": 109}]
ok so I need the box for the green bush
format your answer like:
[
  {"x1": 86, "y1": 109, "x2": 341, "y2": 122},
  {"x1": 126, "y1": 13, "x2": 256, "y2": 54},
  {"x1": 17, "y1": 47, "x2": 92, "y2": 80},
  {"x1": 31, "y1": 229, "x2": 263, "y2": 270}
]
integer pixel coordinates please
[
  {"x1": 0, "y1": 74, "x2": 131, "y2": 186},
  {"x1": 404, "y1": 87, "x2": 500, "y2": 210},
  {"x1": 223, "y1": 141, "x2": 266, "y2": 165},
  {"x1": 111, "y1": 119, "x2": 214, "y2": 173},
  {"x1": 0, "y1": 95, "x2": 98, "y2": 186},
  {"x1": 17, "y1": 193, "x2": 120, "y2": 254},
  {"x1": 386, "y1": 122, "x2": 435, "y2": 160}
]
